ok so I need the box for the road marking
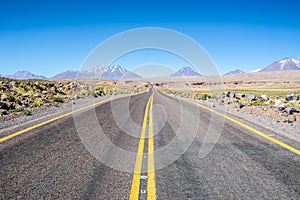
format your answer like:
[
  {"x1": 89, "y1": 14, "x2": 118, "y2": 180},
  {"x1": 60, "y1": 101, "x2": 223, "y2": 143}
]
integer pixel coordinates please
[
  {"x1": 186, "y1": 99, "x2": 300, "y2": 156},
  {"x1": 130, "y1": 94, "x2": 152, "y2": 200},
  {"x1": 130, "y1": 93, "x2": 157, "y2": 200},
  {"x1": 0, "y1": 95, "x2": 133, "y2": 143},
  {"x1": 140, "y1": 175, "x2": 148, "y2": 180},
  {"x1": 148, "y1": 94, "x2": 157, "y2": 200}
]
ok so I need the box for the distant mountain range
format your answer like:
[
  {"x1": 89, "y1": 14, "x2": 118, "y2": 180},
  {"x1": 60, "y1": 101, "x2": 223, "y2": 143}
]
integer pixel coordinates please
[
  {"x1": 50, "y1": 65, "x2": 141, "y2": 80},
  {"x1": 260, "y1": 58, "x2": 300, "y2": 72},
  {"x1": 224, "y1": 69, "x2": 245, "y2": 75},
  {"x1": 171, "y1": 66, "x2": 201, "y2": 76},
  {"x1": 50, "y1": 70, "x2": 78, "y2": 79},
  {"x1": 1, "y1": 71, "x2": 47, "y2": 80},
  {"x1": 223, "y1": 58, "x2": 300, "y2": 75},
  {"x1": 2, "y1": 58, "x2": 300, "y2": 80},
  {"x1": 1, "y1": 65, "x2": 141, "y2": 80}
]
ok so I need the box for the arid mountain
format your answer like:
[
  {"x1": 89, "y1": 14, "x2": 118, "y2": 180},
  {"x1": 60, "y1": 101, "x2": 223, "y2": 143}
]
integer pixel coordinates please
[
  {"x1": 171, "y1": 66, "x2": 201, "y2": 76},
  {"x1": 1, "y1": 71, "x2": 47, "y2": 80},
  {"x1": 224, "y1": 69, "x2": 245, "y2": 75},
  {"x1": 260, "y1": 58, "x2": 300, "y2": 72},
  {"x1": 51, "y1": 65, "x2": 141, "y2": 80},
  {"x1": 50, "y1": 70, "x2": 78, "y2": 79}
]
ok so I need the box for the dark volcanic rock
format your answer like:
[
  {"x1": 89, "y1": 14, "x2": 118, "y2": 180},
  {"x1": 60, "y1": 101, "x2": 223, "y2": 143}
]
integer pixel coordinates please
[
  {"x1": 286, "y1": 93, "x2": 299, "y2": 101},
  {"x1": 0, "y1": 101, "x2": 9, "y2": 110}
]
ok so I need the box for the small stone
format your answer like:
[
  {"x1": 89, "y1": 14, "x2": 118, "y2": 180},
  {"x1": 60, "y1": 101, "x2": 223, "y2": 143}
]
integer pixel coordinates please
[
  {"x1": 245, "y1": 94, "x2": 256, "y2": 101},
  {"x1": 226, "y1": 91, "x2": 235, "y2": 98},
  {"x1": 235, "y1": 93, "x2": 245, "y2": 100},
  {"x1": 278, "y1": 103, "x2": 287, "y2": 111},
  {"x1": 274, "y1": 99, "x2": 282, "y2": 107},
  {"x1": 260, "y1": 94, "x2": 269, "y2": 101},
  {"x1": 288, "y1": 115, "x2": 296, "y2": 123}
]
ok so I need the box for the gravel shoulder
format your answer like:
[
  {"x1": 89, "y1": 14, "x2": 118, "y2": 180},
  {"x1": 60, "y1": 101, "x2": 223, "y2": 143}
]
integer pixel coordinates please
[
  {"x1": 165, "y1": 93, "x2": 300, "y2": 144},
  {"x1": 203, "y1": 100, "x2": 300, "y2": 142},
  {"x1": 0, "y1": 94, "x2": 136, "y2": 139}
]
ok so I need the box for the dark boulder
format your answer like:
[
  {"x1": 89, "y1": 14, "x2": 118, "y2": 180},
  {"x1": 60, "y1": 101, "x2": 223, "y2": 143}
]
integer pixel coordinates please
[
  {"x1": 0, "y1": 101, "x2": 9, "y2": 110},
  {"x1": 286, "y1": 93, "x2": 299, "y2": 101},
  {"x1": 286, "y1": 106, "x2": 300, "y2": 115}
]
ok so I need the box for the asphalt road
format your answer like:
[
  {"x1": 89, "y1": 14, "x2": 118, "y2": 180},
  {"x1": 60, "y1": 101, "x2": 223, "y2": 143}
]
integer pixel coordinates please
[{"x1": 1, "y1": 90, "x2": 300, "y2": 199}]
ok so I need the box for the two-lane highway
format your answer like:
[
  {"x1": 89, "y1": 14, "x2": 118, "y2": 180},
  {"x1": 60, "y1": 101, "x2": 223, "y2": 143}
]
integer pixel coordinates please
[{"x1": 1, "y1": 90, "x2": 300, "y2": 199}]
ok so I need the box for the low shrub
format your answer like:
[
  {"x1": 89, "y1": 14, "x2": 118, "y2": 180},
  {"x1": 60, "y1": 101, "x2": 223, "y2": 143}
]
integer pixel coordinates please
[{"x1": 22, "y1": 108, "x2": 32, "y2": 115}]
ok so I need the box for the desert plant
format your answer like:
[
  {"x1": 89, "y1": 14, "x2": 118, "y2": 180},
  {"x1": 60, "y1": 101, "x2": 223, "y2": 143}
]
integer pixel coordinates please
[
  {"x1": 202, "y1": 94, "x2": 210, "y2": 100},
  {"x1": 32, "y1": 98, "x2": 42, "y2": 107},
  {"x1": 17, "y1": 87, "x2": 25, "y2": 96},
  {"x1": 24, "y1": 85, "x2": 32, "y2": 92},
  {"x1": 6, "y1": 94, "x2": 16, "y2": 102},
  {"x1": 52, "y1": 96, "x2": 64, "y2": 103},
  {"x1": 22, "y1": 108, "x2": 32, "y2": 115},
  {"x1": 289, "y1": 101, "x2": 300, "y2": 109}
]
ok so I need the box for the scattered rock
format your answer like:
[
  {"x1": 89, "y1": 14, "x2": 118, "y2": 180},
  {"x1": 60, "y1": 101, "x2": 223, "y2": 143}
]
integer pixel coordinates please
[
  {"x1": 260, "y1": 94, "x2": 269, "y2": 101},
  {"x1": 226, "y1": 91, "x2": 235, "y2": 98},
  {"x1": 278, "y1": 103, "x2": 287, "y2": 111},
  {"x1": 245, "y1": 94, "x2": 256, "y2": 101},
  {"x1": 0, "y1": 109, "x2": 8, "y2": 116},
  {"x1": 239, "y1": 103, "x2": 245, "y2": 109},
  {"x1": 1, "y1": 93, "x2": 7, "y2": 101},
  {"x1": 0, "y1": 78, "x2": 141, "y2": 118},
  {"x1": 235, "y1": 93, "x2": 245, "y2": 100},
  {"x1": 288, "y1": 115, "x2": 296, "y2": 123},
  {"x1": 286, "y1": 107, "x2": 300, "y2": 115},
  {"x1": 0, "y1": 101, "x2": 9, "y2": 110},
  {"x1": 286, "y1": 93, "x2": 299, "y2": 101}
]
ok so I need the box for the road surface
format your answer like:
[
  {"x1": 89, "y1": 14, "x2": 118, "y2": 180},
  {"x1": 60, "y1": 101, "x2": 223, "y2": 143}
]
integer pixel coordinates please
[{"x1": 1, "y1": 90, "x2": 300, "y2": 199}]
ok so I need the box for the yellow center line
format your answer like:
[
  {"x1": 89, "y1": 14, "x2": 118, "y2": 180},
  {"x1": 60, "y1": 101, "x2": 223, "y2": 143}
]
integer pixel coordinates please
[
  {"x1": 148, "y1": 94, "x2": 156, "y2": 200},
  {"x1": 130, "y1": 93, "x2": 156, "y2": 200},
  {"x1": 130, "y1": 94, "x2": 153, "y2": 200},
  {"x1": 185, "y1": 99, "x2": 300, "y2": 156},
  {"x1": 0, "y1": 95, "x2": 131, "y2": 143}
]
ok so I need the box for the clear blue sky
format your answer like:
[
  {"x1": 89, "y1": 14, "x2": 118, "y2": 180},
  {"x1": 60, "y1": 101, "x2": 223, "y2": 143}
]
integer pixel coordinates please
[{"x1": 1, "y1": 0, "x2": 300, "y2": 77}]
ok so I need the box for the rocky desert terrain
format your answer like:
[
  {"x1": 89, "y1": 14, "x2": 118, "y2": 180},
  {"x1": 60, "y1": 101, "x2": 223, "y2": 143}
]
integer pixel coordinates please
[
  {"x1": 155, "y1": 71, "x2": 300, "y2": 135},
  {"x1": 0, "y1": 78, "x2": 146, "y2": 120}
]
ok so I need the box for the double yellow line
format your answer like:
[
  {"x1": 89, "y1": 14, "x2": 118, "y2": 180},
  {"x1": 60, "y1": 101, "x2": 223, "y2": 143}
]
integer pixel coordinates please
[{"x1": 130, "y1": 93, "x2": 156, "y2": 200}]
